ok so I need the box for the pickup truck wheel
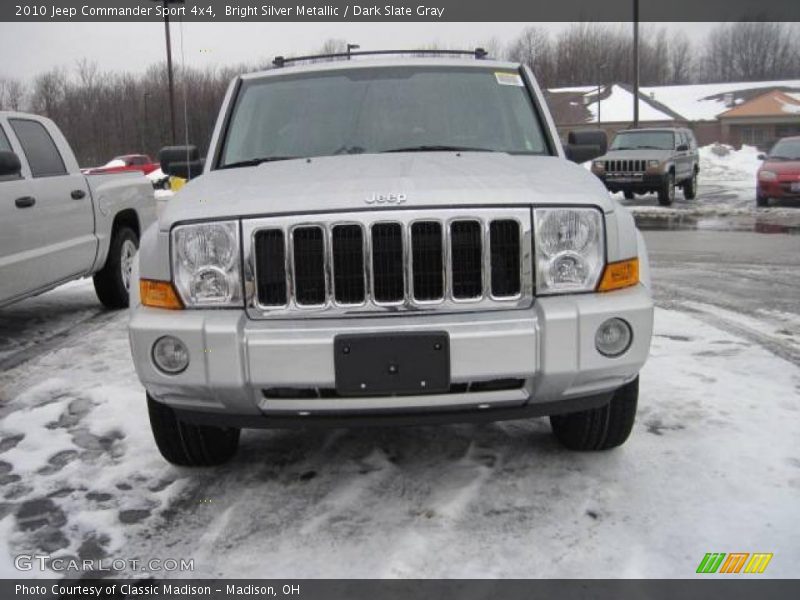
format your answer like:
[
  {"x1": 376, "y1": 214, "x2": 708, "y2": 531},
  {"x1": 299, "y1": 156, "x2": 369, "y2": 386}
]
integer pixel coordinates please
[
  {"x1": 93, "y1": 226, "x2": 138, "y2": 309},
  {"x1": 756, "y1": 193, "x2": 769, "y2": 207},
  {"x1": 550, "y1": 377, "x2": 639, "y2": 451},
  {"x1": 683, "y1": 171, "x2": 698, "y2": 200},
  {"x1": 657, "y1": 173, "x2": 675, "y2": 206},
  {"x1": 623, "y1": 190, "x2": 635, "y2": 200},
  {"x1": 147, "y1": 393, "x2": 240, "y2": 466}
]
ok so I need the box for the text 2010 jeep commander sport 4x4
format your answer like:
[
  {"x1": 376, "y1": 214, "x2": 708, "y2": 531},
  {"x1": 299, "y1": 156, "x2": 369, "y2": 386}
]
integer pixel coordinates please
[{"x1": 128, "y1": 50, "x2": 654, "y2": 466}]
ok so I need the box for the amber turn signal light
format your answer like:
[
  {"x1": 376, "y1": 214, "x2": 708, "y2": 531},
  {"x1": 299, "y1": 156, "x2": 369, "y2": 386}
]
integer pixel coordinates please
[
  {"x1": 597, "y1": 258, "x2": 639, "y2": 292},
  {"x1": 140, "y1": 279, "x2": 183, "y2": 309}
]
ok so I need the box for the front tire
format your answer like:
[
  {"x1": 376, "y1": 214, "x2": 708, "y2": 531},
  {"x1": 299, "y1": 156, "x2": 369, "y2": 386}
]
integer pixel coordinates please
[
  {"x1": 93, "y1": 226, "x2": 138, "y2": 309},
  {"x1": 756, "y1": 193, "x2": 769, "y2": 207},
  {"x1": 657, "y1": 173, "x2": 675, "y2": 206},
  {"x1": 683, "y1": 170, "x2": 698, "y2": 200},
  {"x1": 147, "y1": 393, "x2": 240, "y2": 466},
  {"x1": 550, "y1": 377, "x2": 639, "y2": 451}
]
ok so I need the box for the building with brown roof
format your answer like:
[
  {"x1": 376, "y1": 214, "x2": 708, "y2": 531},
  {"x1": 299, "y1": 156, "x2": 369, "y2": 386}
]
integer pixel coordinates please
[{"x1": 717, "y1": 90, "x2": 800, "y2": 149}]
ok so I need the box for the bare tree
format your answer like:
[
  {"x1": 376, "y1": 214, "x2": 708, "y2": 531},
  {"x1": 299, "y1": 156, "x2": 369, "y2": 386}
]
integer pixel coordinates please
[
  {"x1": 703, "y1": 22, "x2": 800, "y2": 82},
  {"x1": 506, "y1": 26, "x2": 554, "y2": 86},
  {"x1": 668, "y1": 33, "x2": 694, "y2": 84},
  {"x1": 0, "y1": 78, "x2": 27, "y2": 111}
]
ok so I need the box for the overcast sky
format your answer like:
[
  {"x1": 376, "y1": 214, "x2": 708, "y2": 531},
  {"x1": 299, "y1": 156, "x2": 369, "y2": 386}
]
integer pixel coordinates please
[{"x1": 0, "y1": 22, "x2": 718, "y2": 82}]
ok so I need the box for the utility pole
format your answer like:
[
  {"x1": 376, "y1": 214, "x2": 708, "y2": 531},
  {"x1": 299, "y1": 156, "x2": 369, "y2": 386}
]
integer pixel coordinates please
[
  {"x1": 163, "y1": 0, "x2": 177, "y2": 144},
  {"x1": 633, "y1": 0, "x2": 640, "y2": 128},
  {"x1": 150, "y1": 0, "x2": 183, "y2": 144}
]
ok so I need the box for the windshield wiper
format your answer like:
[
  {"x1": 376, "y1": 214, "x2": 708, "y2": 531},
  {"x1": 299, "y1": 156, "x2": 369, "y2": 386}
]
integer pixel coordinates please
[
  {"x1": 219, "y1": 156, "x2": 299, "y2": 169},
  {"x1": 381, "y1": 145, "x2": 497, "y2": 153},
  {"x1": 768, "y1": 155, "x2": 795, "y2": 161}
]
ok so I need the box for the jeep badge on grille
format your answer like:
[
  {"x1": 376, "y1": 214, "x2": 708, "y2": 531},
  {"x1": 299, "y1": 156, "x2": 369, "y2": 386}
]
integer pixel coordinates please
[{"x1": 365, "y1": 193, "x2": 407, "y2": 205}]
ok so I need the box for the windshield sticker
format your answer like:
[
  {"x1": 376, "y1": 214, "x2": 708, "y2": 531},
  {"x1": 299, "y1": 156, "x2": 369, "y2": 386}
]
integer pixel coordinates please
[{"x1": 495, "y1": 72, "x2": 524, "y2": 87}]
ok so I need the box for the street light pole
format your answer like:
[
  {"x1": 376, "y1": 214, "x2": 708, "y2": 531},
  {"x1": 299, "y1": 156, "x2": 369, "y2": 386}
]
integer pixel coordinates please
[
  {"x1": 163, "y1": 1, "x2": 177, "y2": 144},
  {"x1": 149, "y1": 0, "x2": 184, "y2": 144},
  {"x1": 633, "y1": 0, "x2": 640, "y2": 128}
]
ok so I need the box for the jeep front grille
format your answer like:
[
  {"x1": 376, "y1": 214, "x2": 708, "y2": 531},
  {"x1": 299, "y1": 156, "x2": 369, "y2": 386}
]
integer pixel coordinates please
[
  {"x1": 243, "y1": 208, "x2": 533, "y2": 318},
  {"x1": 605, "y1": 159, "x2": 646, "y2": 173}
]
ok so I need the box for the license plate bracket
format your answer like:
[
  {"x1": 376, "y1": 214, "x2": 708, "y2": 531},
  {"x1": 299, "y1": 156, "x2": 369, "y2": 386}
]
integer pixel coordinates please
[{"x1": 334, "y1": 332, "x2": 450, "y2": 396}]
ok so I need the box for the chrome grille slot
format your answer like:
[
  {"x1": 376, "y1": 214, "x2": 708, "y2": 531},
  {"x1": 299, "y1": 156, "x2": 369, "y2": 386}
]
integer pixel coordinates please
[
  {"x1": 253, "y1": 229, "x2": 287, "y2": 306},
  {"x1": 371, "y1": 223, "x2": 405, "y2": 303},
  {"x1": 331, "y1": 225, "x2": 365, "y2": 305},
  {"x1": 450, "y1": 221, "x2": 483, "y2": 299},
  {"x1": 292, "y1": 226, "x2": 326, "y2": 306},
  {"x1": 411, "y1": 221, "x2": 444, "y2": 301},
  {"x1": 245, "y1": 208, "x2": 533, "y2": 318},
  {"x1": 490, "y1": 220, "x2": 521, "y2": 297},
  {"x1": 607, "y1": 159, "x2": 645, "y2": 173}
]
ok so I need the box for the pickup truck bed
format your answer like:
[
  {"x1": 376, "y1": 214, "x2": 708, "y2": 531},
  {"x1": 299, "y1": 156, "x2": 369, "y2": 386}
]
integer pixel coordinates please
[{"x1": 0, "y1": 111, "x2": 156, "y2": 308}]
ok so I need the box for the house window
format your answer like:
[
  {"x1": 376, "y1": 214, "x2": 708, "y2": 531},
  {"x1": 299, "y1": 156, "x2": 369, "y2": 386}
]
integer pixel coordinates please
[
  {"x1": 739, "y1": 126, "x2": 770, "y2": 147},
  {"x1": 776, "y1": 125, "x2": 800, "y2": 139}
]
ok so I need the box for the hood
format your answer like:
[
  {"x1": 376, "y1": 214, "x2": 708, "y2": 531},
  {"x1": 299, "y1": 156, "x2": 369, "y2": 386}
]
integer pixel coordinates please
[
  {"x1": 599, "y1": 149, "x2": 674, "y2": 161},
  {"x1": 159, "y1": 153, "x2": 613, "y2": 229},
  {"x1": 760, "y1": 159, "x2": 800, "y2": 176}
]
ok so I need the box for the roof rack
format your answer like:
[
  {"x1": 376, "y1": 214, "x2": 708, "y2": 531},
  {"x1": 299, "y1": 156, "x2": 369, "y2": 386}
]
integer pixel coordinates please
[{"x1": 272, "y1": 48, "x2": 489, "y2": 68}]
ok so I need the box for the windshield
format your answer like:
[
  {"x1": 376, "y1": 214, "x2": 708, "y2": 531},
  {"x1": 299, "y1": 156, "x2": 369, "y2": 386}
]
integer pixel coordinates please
[
  {"x1": 768, "y1": 139, "x2": 800, "y2": 160},
  {"x1": 219, "y1": 66, "x2": 549, "y2": 167},
  {"x1": 610, "y1": 131, "x2": 675, "y2": 151}
]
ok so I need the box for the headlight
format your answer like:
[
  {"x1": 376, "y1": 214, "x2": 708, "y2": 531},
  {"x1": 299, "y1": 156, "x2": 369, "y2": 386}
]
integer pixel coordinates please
[
  {"x1": 533, "y1": 208, "x2": 605, "y2": 295},
  {"x1": 592, "y1": 161, "x2": 605, "y2": 170},
  {"x1": 759, "y1": 170, "x2": 777, "y2": 181},
  {"x1": 171, "y1": 221, "x2": 242, "y2": 307},
  {"x1": 647, "y1": 160, "x2": 661, "y2": 168}
]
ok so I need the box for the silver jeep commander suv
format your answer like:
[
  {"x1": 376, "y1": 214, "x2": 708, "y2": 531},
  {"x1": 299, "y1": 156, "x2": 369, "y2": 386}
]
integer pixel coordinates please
[{"x1": 128, "y1": 50, "x2": 654, "y2": 466}]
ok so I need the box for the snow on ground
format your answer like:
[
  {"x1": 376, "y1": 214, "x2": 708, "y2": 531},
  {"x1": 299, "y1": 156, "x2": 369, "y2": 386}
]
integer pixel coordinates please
[
  {"x1": 0, "y1": 279, "x2": 103, "y2": 371},
  {"x1": 0, "y1": 301, "x2": 798, "y2": 578}
]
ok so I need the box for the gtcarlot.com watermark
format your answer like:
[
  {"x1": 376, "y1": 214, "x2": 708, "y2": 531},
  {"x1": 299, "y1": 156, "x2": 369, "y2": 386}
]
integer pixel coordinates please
[{"x1": 15, "y1": 554, "x2": 194, "y2": 573}]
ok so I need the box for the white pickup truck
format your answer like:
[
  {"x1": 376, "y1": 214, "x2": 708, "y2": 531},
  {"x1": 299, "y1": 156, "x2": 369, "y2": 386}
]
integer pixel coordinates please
[{"x1": 0, "y1": 111, "x2": 156, "y2": 309}]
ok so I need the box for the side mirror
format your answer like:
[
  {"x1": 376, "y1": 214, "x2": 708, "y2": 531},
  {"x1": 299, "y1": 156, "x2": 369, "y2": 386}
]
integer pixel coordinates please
[
  {"x1": 165, "y1": 159, "x2": 205, "y2": 180},
  {"x1": 565, "y1": 130, "x2": 607, "y2": 163},
  {"x1": 159, "y1": 145, "x2": 202, "y2": 180},
  {"x1": 568, "y1": 130, "x2": 608, "y2": 155},
  {"x1": 677, "y1": 144, "x2": 689, "y2": 152},
  {"x1": 0, "y1": 151, "x2": 22, "y2": 178},
  {"x1": 757, "y1": 153, "x2": 766, "y2": 161},
  {"x1": 565, "y1": 144, "x2": 604, "y2": 164}
]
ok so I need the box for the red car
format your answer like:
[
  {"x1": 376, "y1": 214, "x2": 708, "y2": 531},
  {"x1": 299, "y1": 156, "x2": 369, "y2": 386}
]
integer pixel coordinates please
[
  {"x1": 84, "y1": 154, "x2": 159, "y2": 176},
  {"x1": 757, "y1": 137, "x2": 800, "y2": 207}
]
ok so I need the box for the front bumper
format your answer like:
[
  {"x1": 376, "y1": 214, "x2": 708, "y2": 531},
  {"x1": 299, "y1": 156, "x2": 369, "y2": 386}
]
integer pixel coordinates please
[
  {"x1": 599, "y1": 174, "x2": 667, "y2": 193},
  {"x1": 758, "y1": 180, "x2": 800, "y2": 199},
  {"x1": 129, "y1": 285, "x2": 653, "y2": 426}
]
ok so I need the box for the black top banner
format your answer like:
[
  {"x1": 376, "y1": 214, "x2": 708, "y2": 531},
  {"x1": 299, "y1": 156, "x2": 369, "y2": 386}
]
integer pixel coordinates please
[{"x1": 2, "y1": 0, "x2": 800, "y2": 22}]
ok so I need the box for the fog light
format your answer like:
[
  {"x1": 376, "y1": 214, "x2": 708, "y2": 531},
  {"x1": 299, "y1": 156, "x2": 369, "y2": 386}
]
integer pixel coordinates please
[
  {"x1": 595, "y1": 318, "x2": 632, "y2": 357},
  {"x1": 152, "y1": 336, "x2": 190, "y2": 374}
]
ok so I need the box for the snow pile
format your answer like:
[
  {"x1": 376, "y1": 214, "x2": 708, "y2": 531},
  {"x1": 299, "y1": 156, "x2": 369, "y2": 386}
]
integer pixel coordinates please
[
  {"x1": 145, "y1": 168, "x2": 166, "y2": 182},
  {"x1": 699, "y1": 144, "x2": 761, "y2": 184}
]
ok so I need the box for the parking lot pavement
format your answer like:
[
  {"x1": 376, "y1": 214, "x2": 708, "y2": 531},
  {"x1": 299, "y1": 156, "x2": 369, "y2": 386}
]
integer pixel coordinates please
[{"x1": 0, "y1": 228, "x2": 798, "y2": 578}]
